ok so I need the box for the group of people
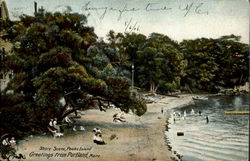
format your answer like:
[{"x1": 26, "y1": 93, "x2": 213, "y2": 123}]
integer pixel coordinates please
[
  {"x1": 48, "y1": 117, "x2": 106, "y2": 144},
  {"x1": 172, "y1": 109, "x2": 202, "y2": 117},
  {"x1": 48, "y1": 116, "x2": 86, "y2": 138},
  {"x1": 2, "y1": 137, "x2": 16, "y2": 147},
  {"x1": 1, "y1": 136, "x2": 26, "y2": 160},
  {"x1": 172, "y1": 109, "x2": 209, "y2": 123},
  {"x1": 48, "y1": 118, "x2": 64, "y2": 138}
]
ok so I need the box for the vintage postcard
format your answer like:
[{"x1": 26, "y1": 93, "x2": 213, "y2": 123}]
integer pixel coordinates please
[{"x1": 0, "y1": 0, "x2": 249, "y2": 161}]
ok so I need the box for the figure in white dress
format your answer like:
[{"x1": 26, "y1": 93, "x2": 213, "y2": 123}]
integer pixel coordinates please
[
  {"x1": 184, "y1": 110, "x2": 187, "y2": 117},
  {"x1": 53, "y1": 118, "x2": 60, "y2": 132},
  {"x1": 2, "y1": 138, "x2": 10, "y2": 146},
  {"x1": 113, "y1": 112, "x2": 126, "y2": 122},
  {"x1": 64, "y1": 116, "x2": 72, "y2": 126},
  {"x1": 191, "y1": 109, "x2": 195, "y2": 115},
  {"x1": 93, "y1": 128, "x2": 106, "y2": 145}
]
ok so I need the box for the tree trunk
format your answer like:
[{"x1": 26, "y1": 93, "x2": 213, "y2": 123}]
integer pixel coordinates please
[
  {"x1": 149, "y1": 82, "x2": 157, "y2": 94},
  {"x1": 239, "y1": 73, "x2": 243, "y2": 84}
]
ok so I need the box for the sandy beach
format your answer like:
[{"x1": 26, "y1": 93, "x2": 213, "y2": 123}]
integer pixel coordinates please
[{"x1": 15, "y1": 94, "x2": 194, "y2": 161}]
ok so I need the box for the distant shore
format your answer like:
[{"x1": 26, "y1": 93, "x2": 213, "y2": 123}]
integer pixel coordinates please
[{"x1": 15, "y1": 94, "x2": 194, "y2": 161}]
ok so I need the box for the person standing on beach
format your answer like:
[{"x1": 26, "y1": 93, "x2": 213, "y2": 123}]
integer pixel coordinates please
[
  {"x1": 191, "y1": 109, "x2": 195, "y2": 115},
  {"x1": 206, "y1": 116, "x2": 209, "y2": 123},
  {"x1": 184, "y1": 110, "x2": 187, "y2": 117}
]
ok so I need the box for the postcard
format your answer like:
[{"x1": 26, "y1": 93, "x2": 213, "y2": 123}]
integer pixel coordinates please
[{"x1": 0, "y1": 0, "x2": 249, "y2": 160}]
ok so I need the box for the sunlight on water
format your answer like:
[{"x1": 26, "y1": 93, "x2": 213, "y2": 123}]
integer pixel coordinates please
[{"x1": 213, "y1": 99, "x2": 220, "y2": 107}]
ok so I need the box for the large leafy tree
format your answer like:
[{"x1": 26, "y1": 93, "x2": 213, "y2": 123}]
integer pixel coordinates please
[
  {"x1": 214, "y1": 35, "x2": 249, "y2": 87},
  {"x1": 180, "y1": 38, "x2": 219, "y2": 91},
  {"x1": 0, "y1": 11, "x2": 146, "y2": 136},
  {"x1": 180, "y1": 35, "x2": 249, "y2": 91},
  {"x1": 135, "y1": 33, "x2": 186, "y2": 93}
]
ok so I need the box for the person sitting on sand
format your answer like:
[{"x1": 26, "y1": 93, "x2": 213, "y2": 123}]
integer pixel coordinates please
[
  {"x1": 79, "y1": 126, "x2": 85, "y2": 131},
  {"x1": 64, "y1": 116, "x2": 72, "y2": 126},
  {"x1": 93, "y1": 129, "x2": 106, "y2": 145},
  {"x1": 53, "y1": 118, "x2": 61, "y2": 132},
  {"x1": 51, "y1": 130, "x2": 64, "y2": 138},
  {"x1": 49, "y1": 118, "x2": 54, "y2": 127},
  {"x1": 113, "y1": 113, "x2": 126, "y2": 122},
  {"x1": 93, "y1": 133, "x2": 106, "y2": 145},
  {"x1": 2, "y1": 137, "x2": 10, "y2": 146},
  {"x1": 73, "y1": 125, "x2": 77, "y2": 131},
  {"x1": 47, "y1": 127, "x2": 64, "y2": 138},
  {"x1": 9, "y1": 137, "x2": 16, "y2": 148}
]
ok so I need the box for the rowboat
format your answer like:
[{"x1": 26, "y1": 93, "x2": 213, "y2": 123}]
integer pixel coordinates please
[{"x1": 192, "y1": 96, "x2": 208, "y2": 100}]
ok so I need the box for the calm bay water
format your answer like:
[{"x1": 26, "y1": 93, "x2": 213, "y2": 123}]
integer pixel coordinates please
[{"x1": 165, "y1": 95, "x2": 249, "y2": 161}]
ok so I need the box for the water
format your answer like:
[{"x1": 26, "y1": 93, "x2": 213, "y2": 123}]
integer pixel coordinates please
[{"x1": 165, "y1": 95, "x2": 249, "y2": 161}]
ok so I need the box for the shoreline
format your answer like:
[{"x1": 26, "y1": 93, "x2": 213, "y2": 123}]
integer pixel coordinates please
[{"x1": 14, "y1": 94, "x2": 194, "y2": 161}]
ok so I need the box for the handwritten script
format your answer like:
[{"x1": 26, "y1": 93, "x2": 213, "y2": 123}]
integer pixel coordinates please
[
  {"x1": 11, "y1": 1, "x2": 209, "y2": 34},
  {"x1": 124, "y1": 18, "x2": 140, "y2": 33},
  {"x1": 81, "y1": 1, "x2": 209, "y2": 21}
]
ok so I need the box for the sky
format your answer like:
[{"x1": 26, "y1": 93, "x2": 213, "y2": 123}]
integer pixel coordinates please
[{"x1": 5, "y1": 0, "x2": 250, "y2": 43}]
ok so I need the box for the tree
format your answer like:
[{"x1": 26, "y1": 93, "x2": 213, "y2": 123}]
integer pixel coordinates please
[
  {"x1": 180, "y1": 38, "x2": 218, "y2": 91},
  {"x1": 135, "y1": 33, "x2": 186, "y2": 94},
  {"x1": 0, "y1": 11, "x2": 146, "y2": 137},
  {"x1": 180, "y1": 35, "x2": 248, "y2": 92},
  {"x1": 214, "y1": 35, "x2": 249, "y2": 87}
]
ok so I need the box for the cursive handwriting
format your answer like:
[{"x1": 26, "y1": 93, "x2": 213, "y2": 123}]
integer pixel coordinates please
[
  {"x1": 145, "y1": 3, "x2": 172, "y2": 11},
  {"x1": 179, "y1": 2, "x2": 208, "y2": 17},
  {"x1": 82, "y1": 2, "x2": 140, "y2": 21},
  {"x1": 118, "y1": 5, "x2": 140, "y2": 21},
  {"x1": 80, "y1": 1, "x2": 209, "y2": 21},
  {"x1": 82, "y1": 1, "x2": 109, "y2": 20}
]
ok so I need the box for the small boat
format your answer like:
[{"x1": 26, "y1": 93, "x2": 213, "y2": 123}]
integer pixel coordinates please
[
  {"x1": 177, "y1": 132, "x2": 184, "y2": 136},
  {"x1": 192, "y1": 96, "x2": 208, "y2": 100}
]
